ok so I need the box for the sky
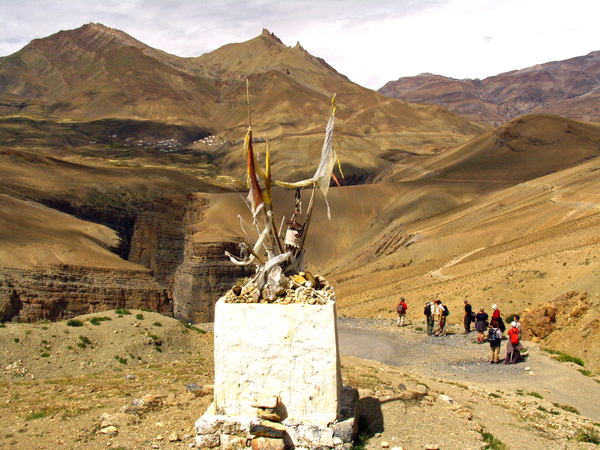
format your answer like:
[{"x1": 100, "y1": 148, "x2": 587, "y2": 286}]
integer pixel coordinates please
[{"x1": 1, "y1": 0, "x2": 599, "y2": 90}]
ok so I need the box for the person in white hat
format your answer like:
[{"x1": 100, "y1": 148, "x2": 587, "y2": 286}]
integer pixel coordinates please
[{"x1": 491, "y1": 304, "x2": 505, "y2": 332}]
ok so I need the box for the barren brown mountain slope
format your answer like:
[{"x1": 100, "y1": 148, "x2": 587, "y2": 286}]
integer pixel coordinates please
[
  {"x1": 328, "y1": 157, "x2": 600, "y2": 371},
  {"x1": 0, "y1": 194, "x2": 129, "y2": 270},
  {"x1": 380, "y1": 114, "x2": 600, "y2": 183},
  {"x1": 379, "y1": 50, "x2": 600, "y2": 125},
  {"x1": 187, "y1": 113, "x2": 600, "y2": 370},
  {"x1": 0, "y1": 24, "x2": 487, "y2": 183}
]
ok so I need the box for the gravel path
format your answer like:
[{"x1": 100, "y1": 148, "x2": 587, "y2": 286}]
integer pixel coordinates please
[{"x1": 337, "y1": 317, "x2": 600, "y2": 422}]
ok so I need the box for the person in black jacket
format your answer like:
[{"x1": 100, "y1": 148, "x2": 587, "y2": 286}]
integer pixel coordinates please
[
  {"x1": 475, "y1": 307, "x2": 489, "y2": 344},
  {"x1": 464, "y1": 299, "x2": 473, "y2": 334}
]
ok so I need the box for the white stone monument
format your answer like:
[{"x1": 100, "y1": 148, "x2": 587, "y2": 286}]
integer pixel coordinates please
[{"x1": 213, "y1": 299, "x2": 342, "y2": 426}]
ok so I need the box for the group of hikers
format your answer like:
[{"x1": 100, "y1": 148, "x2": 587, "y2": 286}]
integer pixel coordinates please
[{"x1": 396, "y1": 298, "x2": 524, "y2": 364}]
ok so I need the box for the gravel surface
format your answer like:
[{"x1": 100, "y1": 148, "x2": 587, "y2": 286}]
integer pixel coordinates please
[{"x1": 337, "y1": 316, "x2": 600, "y2": 422}]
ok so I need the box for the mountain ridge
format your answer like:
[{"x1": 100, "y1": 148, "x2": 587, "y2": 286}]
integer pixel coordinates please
[
  {"x1": 379, "y1": 50, "x2": 600, "y2": 126},
  {"x1": 0, "y1": 23, "x2": 487, "y2": 183}
]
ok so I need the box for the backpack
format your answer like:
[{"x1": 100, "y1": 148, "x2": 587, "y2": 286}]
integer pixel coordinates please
[
  {"x1": 397, "y1": 303, "x2": 405, "y2": 314},
  {"x1": 488, "y1": 328, "x2": 501, "y2": 346},
  {"x1": 442, "y1": 305, "x2": 449, "y2": 316},
  {"x1": 510, "y1": 328, "x2": 519, "y2": 345},
  {"x1": 424, "y1": 304, "x2": 431, "y2": 316},
  {"x1": 498, "y1": 317, "x2": 506, "y2": 333}
]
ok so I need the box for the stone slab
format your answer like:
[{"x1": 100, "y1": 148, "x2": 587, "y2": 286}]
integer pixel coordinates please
[{"x1": 214, "y1": 300, "x2": 342, "y2": 425}]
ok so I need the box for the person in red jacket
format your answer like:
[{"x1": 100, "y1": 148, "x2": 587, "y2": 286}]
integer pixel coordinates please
[
  {"x1": 396, "y1": 297, "x2": 408, "y2": 327},
  {"x1": 491, "y1": 304, "x2": 506, "y2": 332},
  {"x1": 491, "y1": 304, "x2": 500, "y2": 321},
  {"x1": 505, "y1": 321, "x2": 523, "y2": 364}
]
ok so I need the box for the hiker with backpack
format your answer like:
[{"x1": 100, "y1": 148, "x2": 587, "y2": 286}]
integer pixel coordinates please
[
  {"x1": 396, "y1": 297, "x2": 408, "y2": 327},
  {"x1": 504, "y1": 321, "x2": 523, "y2": 364},
  {"x1": 424, "y1": 301, "x2": 435, "y2": 335},
  {"x1": 488, "y1": 320, "x2": 503, "y2": 364},
  {"x1": 474, "y1": 307, "x2": 489, "y2": 344},
  {"x1": 434, "y1": 300, "x2": 449, "y2": 336}
]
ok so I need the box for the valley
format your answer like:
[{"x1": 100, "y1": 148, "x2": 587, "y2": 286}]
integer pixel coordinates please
[{"x1": 1, "y1": 23, "x2": 600, "y2": 379}]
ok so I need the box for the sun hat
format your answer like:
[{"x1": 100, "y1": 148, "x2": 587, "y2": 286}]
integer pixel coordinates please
[
  {"x1": 511, "y1": 321, "x2": 517, "y2": 327},
  {"x1": 492, "y1": 304, "x2": 497, "y2": 309}
]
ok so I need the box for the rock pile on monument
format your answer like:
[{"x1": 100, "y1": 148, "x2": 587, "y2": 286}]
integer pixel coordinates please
[{"x1": 222, "y1": 271, "x2": 335, "y2": 305}]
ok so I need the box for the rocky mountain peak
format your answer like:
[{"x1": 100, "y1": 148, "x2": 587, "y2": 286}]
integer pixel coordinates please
[{"x1": 260, "y1": 28, "x2": 284, "y2": 45}]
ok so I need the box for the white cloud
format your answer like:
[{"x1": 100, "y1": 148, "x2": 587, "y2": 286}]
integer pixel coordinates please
[{"x1": 0, "y1": 0, "x2": 599, "y2": 89}]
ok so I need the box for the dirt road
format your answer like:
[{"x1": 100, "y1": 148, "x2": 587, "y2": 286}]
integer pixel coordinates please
[{"x1": 337, "y1": 317, "x2": 600, "y2": 422}]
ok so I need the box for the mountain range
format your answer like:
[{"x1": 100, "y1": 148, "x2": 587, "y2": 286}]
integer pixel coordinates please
[
  {"x1": 1, "y1": 24, "x2": 600, "y2": 371},
  {"x1": 379, "y1": 51, "x2": 600, "y2": 126}
]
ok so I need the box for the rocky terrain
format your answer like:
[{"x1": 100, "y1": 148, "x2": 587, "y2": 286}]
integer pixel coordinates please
[
  {"x1": 379, "y1": 50, "x2": 600, "y2": 126},
  {"x1": 2, "y1": 312, "x2": 600, "y2": 450}
]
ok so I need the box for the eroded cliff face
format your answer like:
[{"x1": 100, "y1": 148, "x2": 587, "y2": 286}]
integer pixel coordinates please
[
  {"x1": 172, "y1": 194, "x2": 253, "y2": 323},
  {"x1": 128, "y1": 197, "x2": 186, "y2": 287},
  {"x1": 0, "y1": 192, "x2": 253, "y2": 323},
  {"x1": 173, "y1": 240, "x2": 252, "y2": 323},
  {"x1": 0, "y1": 265, "x2": 172, "y2": 322}
]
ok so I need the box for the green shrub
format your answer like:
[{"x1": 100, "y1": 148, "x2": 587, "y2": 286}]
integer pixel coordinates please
[
  {"x1": 576, "y1": 428, "x2": 600, "y2": 444},
  {"x1": 40, "y1": 353, "x2": 50, "y2": 358},
  {"x1": 480, "y1": 429, "x2": 507, "y2": 449},
  {"x1": 527, "y1": 391, "x2": 543, "y2": 399},
  {"x1": 153, "y1": 322, "x2": 162, "y2": 327},
  {"x1": 66, "y1": 319, "x2": 83, "y2": 327},
  {"x1": 553, "y1": 403, "x2": 580, "y2": 415},
  {"x1": 115, "y1": 309, "x2": 131, "y2": 315},
  {"x1": 353, "y1": 431, "x2": 370, "y2": 450},
  {"x1": 77, "y1": 335, "x2": 91, "y2": 349},
  {"x1": 114, "y1": 355, "x2": 127, "y2": 365},
  {"x1": 0, "y1": 323, "x2": 6, "y2": 328},
  {"x1": 135, "y1": 313, "x2": 144, "y2": 320},
  {"x1": 542, "y1": 348, "x2": 584, "y2": 366},
  {"x1": 504, "y1": 312, "x2": 520, "y2": 323},
  {"x1": 13, "y1": 338, "x2": 19, "y2": 343},
  {"x1": 25, "y1": 411, "x2": 49, "y2": 421},
  {"x1": 89, "y1": 316, "x2": 111, "y2": 326},
  {"x1": 180, "y1": 321, "x2": 206, "y2": 334}
]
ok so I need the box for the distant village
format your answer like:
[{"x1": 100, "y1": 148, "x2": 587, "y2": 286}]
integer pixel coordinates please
[{"x1": 88, "y1": 134, "x2": 267, "y2": 152}]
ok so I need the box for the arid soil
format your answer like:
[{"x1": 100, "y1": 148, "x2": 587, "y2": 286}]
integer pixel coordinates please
[
  {"x1": 2, "y1": 312, "x2": 600, "y2": 450},
  {"x1": 0, "y1": 311, "x2": 215, "y2": 450}
]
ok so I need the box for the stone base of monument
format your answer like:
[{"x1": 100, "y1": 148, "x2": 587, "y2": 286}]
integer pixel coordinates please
[
  {"x1": 196, "y1": 385, "x2": 358, "y2": 449},
  {"x1": 195, "y1": 299, "x2": 358, "y2": 449}
]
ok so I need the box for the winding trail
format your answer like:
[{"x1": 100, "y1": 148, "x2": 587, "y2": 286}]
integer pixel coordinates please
[{"x1": 337, "y1": 318, "x2": 600, "y2": 421}]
